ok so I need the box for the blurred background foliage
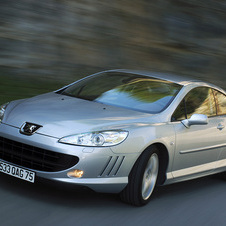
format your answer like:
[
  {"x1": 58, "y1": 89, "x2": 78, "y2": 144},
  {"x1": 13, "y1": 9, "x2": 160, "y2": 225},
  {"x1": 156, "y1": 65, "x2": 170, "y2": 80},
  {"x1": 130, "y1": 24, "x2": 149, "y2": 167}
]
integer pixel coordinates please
[{"x1": 0, "y1": 0, "x2": 226, "y2": 103}]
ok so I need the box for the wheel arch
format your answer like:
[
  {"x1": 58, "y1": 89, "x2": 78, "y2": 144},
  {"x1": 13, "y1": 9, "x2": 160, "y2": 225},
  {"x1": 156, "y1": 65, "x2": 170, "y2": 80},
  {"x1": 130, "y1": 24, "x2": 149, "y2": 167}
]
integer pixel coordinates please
[
  {"x1": 154, "y1": 142, "x2": 169, "y2": 185},
  {"x1": 120, "y1": 142, "x2": 169, "y2": 205},
  {"x1": 135, "y1": 142, "x2": 169, "y2": 186}
]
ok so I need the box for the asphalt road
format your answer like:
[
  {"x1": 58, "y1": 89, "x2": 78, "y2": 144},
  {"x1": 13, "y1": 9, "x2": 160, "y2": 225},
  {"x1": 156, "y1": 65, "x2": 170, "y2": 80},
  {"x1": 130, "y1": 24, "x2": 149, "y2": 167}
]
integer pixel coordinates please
[{"x1": 0, "y1": 173, "x2": 226, "y2": 226}]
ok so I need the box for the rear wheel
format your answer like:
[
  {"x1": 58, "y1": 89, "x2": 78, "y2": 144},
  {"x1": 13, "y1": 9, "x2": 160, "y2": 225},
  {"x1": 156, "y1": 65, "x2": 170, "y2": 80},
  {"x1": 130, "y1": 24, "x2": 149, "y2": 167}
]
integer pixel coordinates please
[{"x1": 120, "y1": 146, "x2": 159, "y2": 206}]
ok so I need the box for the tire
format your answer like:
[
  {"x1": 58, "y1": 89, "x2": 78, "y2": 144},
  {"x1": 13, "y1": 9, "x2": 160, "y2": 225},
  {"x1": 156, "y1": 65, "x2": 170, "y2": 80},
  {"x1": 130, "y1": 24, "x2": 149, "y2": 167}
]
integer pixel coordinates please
[{"x1": 120, "y1": 146, "x2": 159, "y2": 206}]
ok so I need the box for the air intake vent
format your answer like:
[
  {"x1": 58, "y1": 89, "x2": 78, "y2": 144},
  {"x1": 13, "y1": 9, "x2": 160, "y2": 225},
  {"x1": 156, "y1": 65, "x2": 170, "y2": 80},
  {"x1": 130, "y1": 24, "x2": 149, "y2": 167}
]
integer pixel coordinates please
[
  {"x1": 0, "y1": 136, "x2": 79, "y2": 172},
  {"x1": 99, "y1": 156, "x2": 125, "y2": 177}
]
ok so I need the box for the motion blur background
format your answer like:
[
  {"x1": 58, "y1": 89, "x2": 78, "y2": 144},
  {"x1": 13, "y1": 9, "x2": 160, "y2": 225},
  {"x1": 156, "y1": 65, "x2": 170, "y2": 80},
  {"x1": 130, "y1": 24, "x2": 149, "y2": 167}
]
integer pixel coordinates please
[{"x1": 1, "y1": 0, "x2": 226, "y2": 103}]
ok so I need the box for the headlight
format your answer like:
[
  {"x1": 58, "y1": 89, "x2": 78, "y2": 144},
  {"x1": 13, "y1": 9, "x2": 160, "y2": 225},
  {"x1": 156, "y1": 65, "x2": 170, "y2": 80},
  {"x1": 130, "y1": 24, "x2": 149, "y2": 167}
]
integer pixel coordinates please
[
  {"x1": 59, "y1": 130, "x2": 128, "y2": 147},
  {"x1": 0, "y1": 102, "x2": 9, "y2": 123}
]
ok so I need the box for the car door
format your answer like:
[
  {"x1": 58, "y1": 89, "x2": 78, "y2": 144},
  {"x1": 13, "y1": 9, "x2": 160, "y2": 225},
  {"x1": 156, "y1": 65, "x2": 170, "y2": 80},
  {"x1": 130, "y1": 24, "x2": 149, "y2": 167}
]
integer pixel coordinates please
[
  {"x1": 212, "y1": 89, "x2": 226, "y2": 170},
  {"x1": 171, "y1": 87, "x2": 224, "y2": 179}
]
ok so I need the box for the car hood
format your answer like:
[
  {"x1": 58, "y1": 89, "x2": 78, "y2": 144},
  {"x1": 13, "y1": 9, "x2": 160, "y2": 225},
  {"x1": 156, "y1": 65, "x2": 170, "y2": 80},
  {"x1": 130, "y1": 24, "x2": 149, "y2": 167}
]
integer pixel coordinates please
[{"x1": 4, "y1": 92, "x2": 155, "y2": 138}]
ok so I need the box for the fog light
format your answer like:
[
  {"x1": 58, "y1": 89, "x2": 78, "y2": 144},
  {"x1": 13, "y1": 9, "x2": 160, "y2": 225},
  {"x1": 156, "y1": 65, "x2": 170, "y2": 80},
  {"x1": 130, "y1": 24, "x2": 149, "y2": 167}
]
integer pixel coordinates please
[{"x1": 67, "y1": 169, "x2": 84, "y2": 178}]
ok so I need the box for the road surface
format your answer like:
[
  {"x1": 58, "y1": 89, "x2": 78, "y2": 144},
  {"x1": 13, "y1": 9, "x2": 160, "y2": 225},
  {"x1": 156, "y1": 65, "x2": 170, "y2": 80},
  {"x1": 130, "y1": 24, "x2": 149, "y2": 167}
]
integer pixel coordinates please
[{"x1": 0, "y1": 172, "x2": 226, "y2": 226}]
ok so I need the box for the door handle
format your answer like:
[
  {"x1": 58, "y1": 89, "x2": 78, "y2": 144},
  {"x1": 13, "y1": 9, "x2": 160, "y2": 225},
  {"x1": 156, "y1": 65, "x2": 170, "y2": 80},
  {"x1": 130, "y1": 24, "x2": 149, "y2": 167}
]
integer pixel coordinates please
[{"x1": 217, "y1": 124, "x2": 225, "y2": 130}]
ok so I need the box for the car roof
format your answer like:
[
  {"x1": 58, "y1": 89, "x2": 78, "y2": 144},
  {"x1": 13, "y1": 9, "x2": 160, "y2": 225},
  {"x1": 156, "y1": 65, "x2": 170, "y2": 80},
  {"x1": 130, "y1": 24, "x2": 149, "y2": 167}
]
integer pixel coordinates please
[
  {"x1": 58, "y1": 69, "x2": 225, "y2": 95},
  {"x1": 104, "y1": 69, "x2": 225, "y2": 93},
  {"x1": 105, "y1": 69, "x2": 201, "y2": 85}
]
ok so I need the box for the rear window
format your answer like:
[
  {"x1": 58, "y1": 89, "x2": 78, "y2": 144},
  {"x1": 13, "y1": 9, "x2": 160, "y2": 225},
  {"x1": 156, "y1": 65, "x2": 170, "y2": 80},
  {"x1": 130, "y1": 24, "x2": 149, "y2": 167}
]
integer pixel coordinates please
[{"x1": 61, "y1": 72, "x2": 182, "y2": 114}]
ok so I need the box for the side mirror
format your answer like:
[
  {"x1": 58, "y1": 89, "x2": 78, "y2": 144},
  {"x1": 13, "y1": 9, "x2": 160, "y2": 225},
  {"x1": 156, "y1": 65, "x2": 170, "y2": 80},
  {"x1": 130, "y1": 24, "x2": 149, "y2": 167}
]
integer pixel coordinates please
[{"x1": 181, "y1": 114, "x2": 208, "y2": 128}]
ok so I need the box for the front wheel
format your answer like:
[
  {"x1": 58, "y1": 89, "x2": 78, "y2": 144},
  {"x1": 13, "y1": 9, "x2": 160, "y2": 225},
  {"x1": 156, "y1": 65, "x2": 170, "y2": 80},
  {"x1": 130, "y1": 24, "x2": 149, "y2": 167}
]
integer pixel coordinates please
[{"x1": 120, "y1": 146, "x2": 159, "y2": 206}]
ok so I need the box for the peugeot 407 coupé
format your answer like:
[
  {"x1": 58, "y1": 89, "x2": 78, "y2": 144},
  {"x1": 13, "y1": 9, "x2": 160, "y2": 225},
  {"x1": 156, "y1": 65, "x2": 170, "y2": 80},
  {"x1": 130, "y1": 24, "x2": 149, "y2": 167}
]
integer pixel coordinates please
[{"x1": 0, "y1": 69, "x2": 226, "y2": 206}]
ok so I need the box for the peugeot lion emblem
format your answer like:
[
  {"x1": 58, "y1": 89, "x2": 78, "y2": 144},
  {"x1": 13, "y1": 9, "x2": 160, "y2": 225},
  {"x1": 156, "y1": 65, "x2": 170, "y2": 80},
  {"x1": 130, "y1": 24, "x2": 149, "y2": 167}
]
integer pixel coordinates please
[{"x1": 20, "y1": 122, "x2": 42, "y2": 135}]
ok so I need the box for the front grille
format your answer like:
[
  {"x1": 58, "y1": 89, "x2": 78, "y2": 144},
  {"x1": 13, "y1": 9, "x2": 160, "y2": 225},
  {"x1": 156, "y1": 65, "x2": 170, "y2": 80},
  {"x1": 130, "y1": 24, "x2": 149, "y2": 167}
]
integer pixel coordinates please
[{"x1": 0, "y1": 137, "x2": 79, "y2": 172}]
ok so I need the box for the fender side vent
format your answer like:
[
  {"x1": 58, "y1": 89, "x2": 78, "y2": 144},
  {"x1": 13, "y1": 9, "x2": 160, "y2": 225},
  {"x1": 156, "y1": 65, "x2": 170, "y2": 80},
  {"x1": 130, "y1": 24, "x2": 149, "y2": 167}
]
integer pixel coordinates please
[{"x1": 99, "y1": 156, "x2": 125, "y2": 177}]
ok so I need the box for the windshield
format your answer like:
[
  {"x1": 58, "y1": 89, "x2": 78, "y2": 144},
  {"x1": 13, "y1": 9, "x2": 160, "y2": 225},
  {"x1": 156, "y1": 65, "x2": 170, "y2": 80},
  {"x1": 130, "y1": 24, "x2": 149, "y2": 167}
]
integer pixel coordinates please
[{"x1": 61, "y1": 72, "x2": 182, "y2": 114}]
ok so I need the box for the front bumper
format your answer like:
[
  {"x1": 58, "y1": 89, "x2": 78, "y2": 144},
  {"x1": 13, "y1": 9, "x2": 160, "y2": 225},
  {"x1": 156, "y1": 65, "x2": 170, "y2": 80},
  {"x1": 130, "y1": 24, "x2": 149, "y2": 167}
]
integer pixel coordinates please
[{"x1": 0, "y1": 123, "x2": 138, "y2": 193}]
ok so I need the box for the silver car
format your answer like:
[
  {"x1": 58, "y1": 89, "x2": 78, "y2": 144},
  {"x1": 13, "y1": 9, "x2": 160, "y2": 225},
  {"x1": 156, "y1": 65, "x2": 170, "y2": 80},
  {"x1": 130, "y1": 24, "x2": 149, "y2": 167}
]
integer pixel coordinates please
[{"x1": 0, "y1": 69, "x2": 226, "y2": 206}]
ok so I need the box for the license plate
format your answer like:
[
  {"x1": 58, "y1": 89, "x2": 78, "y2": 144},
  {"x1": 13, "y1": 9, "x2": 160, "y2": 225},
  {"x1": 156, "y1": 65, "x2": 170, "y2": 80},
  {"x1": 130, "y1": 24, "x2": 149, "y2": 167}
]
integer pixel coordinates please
[{"x1": 0, "y1": 160, "x2": 35, "y2": 183}]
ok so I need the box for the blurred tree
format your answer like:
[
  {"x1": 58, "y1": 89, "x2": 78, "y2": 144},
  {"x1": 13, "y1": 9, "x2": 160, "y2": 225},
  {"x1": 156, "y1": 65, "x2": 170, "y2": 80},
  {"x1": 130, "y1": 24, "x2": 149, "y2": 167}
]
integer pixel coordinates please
[{"x1": 0, "y1": 0, "x2": 226, "y2": 102}]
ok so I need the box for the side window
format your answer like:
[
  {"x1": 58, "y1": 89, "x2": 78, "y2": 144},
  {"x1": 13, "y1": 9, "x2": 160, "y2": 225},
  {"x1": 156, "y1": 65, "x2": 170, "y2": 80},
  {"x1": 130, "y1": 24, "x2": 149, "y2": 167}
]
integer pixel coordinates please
[
  {"x1": 172, "y1": 87, "x2": 216, "y2": 121},
  {"x1": 185, "y1": 87, "x2": 216, "y2": 118},
  {"x1": 213, "y1": 90, "x2": 226, "y2": 115},
  {"x1": 172, "y1": 100, "x2": 186, "y2": 121}
]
